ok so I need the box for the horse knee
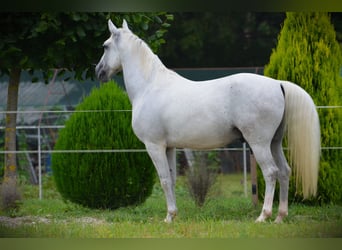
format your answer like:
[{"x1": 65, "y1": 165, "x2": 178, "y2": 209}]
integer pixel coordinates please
[
  {"x1": 160, "y1": 177, "x2": 171, "y2": 189},
  {"x1": 262, "y1": 167, "x2": 278, "y2": 183},
  {"x1": 278, "y1": 166, "x2": 291, "y2": 182},
  {"x1": 285, "y1": 166, "x2": 291, "y2": 176},
  {"x1": 252, "y1": 147, "x2": 278, "y2": 181}
]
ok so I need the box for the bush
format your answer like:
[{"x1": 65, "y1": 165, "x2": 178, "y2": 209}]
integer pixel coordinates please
[
  {"x1": 52, "y1": 81, "x2": 156, "y2": 209},
  {"x1": 258, "y1": 12, "x2": 342, "y2": 204},
  {"x1": 186, "y1": 151, "x2": 218, "y2": 207}
]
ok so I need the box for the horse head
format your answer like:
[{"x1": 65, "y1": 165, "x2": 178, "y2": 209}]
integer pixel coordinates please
[{"x1": 95, "y1": 19, "x2": 130, "y2": 82}]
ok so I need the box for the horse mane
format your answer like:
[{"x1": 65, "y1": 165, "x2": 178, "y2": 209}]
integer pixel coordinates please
[{"x1": 124, "y1": 31, "x2": 170, "y2": 80}]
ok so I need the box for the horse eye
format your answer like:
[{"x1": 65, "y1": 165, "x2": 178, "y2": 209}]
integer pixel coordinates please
[{"x1": 103, "y1": 44, "x2": 109, "y2": 50}]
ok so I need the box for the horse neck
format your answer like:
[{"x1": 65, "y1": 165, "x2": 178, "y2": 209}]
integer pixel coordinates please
[{"x1": 121, "y1": 39, "x2": 167, "y2": 103}]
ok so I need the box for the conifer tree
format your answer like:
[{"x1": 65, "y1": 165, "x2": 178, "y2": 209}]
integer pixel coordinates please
[{"x1": 262, "y1": 12, "x2": 342, "y2": 204}]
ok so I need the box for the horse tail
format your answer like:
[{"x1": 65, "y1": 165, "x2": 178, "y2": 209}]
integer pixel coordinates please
[{"x1": 282, "y1": 81, "x2": 320, "y2": 198}]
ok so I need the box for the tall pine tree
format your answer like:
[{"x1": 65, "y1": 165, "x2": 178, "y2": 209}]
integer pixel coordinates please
[{"x1": 264, "y1": 12, "x2": 342, "y2": 204}]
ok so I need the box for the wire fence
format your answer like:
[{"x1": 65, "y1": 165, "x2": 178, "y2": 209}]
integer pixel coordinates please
[
  {"x1": 0, "y1": 105, "x2": 341, "y2": 114},
  {"x1": 0, "y1": 107, "x2": 341, "y2": 200}
]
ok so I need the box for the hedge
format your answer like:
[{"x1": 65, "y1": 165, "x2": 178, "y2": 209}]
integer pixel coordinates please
[{"x1": 52, "y1": 81, "x2": 156, "y2": 209}]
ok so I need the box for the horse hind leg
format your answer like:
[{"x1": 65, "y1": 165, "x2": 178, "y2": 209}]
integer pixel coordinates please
[
  {"x1": 271, "y1": 121, "x2": 291, "y2": 223},
  {"x1": 250, "y1": 143, "x2": 278, "y2": 222}
]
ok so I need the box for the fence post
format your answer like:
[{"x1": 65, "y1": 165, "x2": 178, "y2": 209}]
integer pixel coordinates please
[
  {"x1": 38, "y1": 126, "x2": 42, "y2": 200},
  {"x1": 250, "y1": 151, "x2": 258, "y2": 207},
  {"x1": 243, "y1": 142, "x2": 247, "y2": 197}
]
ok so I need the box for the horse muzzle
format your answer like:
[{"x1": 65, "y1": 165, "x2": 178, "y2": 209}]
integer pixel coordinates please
[
  {"x1": 95, "y1": 63, "x2": 122, "y2": 83},
  {"x1": 95, "y1": 63, "x2": 109, "y2": 82}
]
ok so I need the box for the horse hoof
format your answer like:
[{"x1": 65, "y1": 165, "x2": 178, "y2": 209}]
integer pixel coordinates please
[
  {"x1": 164, "y1": 211, "x2": 177, "y2": 223},
  {"x1": 274, "y1": 213, "x2": 287, "y2": 223},
  {"x1": 255, "y1": 217, "x2": 266, "y2": 223},
  {"x1": 164, "y1": 218, "x2": 172, "y2": 223},
  {"x1": 274, "y1": 216, "x2": 283, "y2": 223},
  {"x1": 255, "y1": 209, "x2": 272, "y2": 223}
]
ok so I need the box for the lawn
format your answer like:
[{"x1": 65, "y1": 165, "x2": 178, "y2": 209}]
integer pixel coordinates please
[{"x1": 0, "y1": 174, "x2": 341, "y2": 238}]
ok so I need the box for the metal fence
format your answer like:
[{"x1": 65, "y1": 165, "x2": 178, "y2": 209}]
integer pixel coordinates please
[{"x1": 0, "y1": 107, "x2": 341, "y2": 200}]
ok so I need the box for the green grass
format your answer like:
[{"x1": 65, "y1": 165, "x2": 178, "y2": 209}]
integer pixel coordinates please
[{"x1": 0, "y1": 174, "x2": 341, "y2": 238}]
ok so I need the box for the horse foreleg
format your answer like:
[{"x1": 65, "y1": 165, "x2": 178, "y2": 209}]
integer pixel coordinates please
[
  {"x1": 166, "y1": 148, "x2": 177, "y2": 197},
  {"x1": 145, "y1": 143, "x2": 177, "y2": 223}
]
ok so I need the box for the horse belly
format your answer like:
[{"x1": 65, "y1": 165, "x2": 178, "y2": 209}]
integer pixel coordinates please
[
  {"x1": 167, "y1": 130, "x2": 239, "y2": 149},
  {"x1": 164, "y1": 112, "x2": 240, "y2": 149}
]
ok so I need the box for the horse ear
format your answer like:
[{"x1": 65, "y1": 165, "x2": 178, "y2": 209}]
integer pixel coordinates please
[
  {"x1": 122, "y1": 19, "x2": 130, "y2": 31},
  {"x1": 108, "y1": 19, "x2": 118, "y2": 34}
]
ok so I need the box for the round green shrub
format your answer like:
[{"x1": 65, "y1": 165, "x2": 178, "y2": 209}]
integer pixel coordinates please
[
  {"x1": 52, "y1": 81, "x2": 156, "y2": 209},
  {"x1": 258, "y1": 13, "x2": 342, "y2": 204}
]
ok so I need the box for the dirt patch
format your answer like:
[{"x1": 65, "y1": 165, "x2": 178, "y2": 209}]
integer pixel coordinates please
[
  {"x1": 0, "y1": 216, "x2": 50, "y2": 228},
  {"x1": 0, "y1": 216, "x2": 107, "y2": 228},
  {"x1": 73, "y1": 217, "x2": 106, "y2": 225}
]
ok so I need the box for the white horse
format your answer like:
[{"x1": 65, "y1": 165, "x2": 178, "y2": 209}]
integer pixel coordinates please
[{"x1": 95, "y1": 20, "x2": 320, "y2": 223}]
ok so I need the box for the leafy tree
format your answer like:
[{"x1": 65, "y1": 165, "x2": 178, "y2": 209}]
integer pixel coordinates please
[
  {"x1": 262, "y1": 12, "x2": 342, "y2": 204},
  {"x1": 159, "y1": 12, "x2": 286, "y2": 67},
  {"x1": 159, "y1": 12, "x2": 341, "y2": 68},
  {"x1": 0, "y1": 12, "x2": 173, "y2": 209}
]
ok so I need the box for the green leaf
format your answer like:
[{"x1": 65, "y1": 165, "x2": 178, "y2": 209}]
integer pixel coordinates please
[
  {"x1": 72, "y1": 13, "x2": 81, "y2": 21},
  {"x1": 19, "y1": 56, "x2": 29, "y2": 66},
  {"x1": 141, "y1": 22, "x2": 148, "y2": 31},
  {"x1": 35, "y1": 21, "x2": 48, "y2": 33},
  {"x1": 76, "y1": 26, "x2": 86, "y2": 38},
  {"x1": 55, "y1": 39, "x2": 66, "y2": 46}
]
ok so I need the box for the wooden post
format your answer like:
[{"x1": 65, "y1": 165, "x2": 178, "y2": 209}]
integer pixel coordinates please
[{"x1": 250, "y1": 151, "x2": 258, "y2": 207}]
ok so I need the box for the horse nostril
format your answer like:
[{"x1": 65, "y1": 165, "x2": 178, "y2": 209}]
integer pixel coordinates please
[
  {"x1": 98, "y1": 70, "x2": 108, "y2": 82},
  {"x1": 95, "y1": 64, "x2": 105, "y2": 80}
]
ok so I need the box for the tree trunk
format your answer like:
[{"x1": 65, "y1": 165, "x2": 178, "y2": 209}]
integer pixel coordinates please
[{"x1": 1, "y1": 68, "x2": 21, "y2": 209}]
